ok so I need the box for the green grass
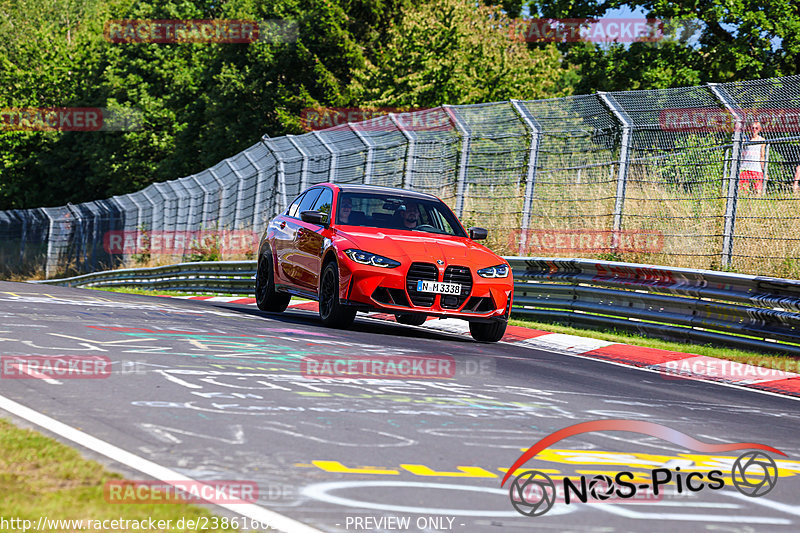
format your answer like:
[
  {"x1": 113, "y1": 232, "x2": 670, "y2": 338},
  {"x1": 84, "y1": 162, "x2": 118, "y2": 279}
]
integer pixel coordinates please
[
  {"x1": 0, "y1": 418, "x2": 239, "y2": 532},
  {"x1": 510, "y1": 314, "x2": 800, "y2": 371},
  {"x1": 85, "y1": 287, "x2": 231, "y2": 297}
]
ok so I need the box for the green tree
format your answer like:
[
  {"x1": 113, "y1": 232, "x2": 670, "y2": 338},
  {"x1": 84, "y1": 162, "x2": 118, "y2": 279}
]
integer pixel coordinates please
[
  {"x1": 0, "y1": 0, "x2": 113, "y2": 208},
  {"x1": 526, "y1": 0, "x2": 800, "y2": 92},
  {"x1": 351, "y1": 0, "x2": 571, "y2": 107},
  {"x1": 0, "y1": 0, "x2": 412, "y2": 208}
]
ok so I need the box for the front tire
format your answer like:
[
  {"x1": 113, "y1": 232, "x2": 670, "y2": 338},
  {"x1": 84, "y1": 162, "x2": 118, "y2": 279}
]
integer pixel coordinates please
[
  {"x1": 395, "y1": 313, "x2": 427, "y2": 326},
  {"x1": 255, "y1": 248, "x2": 291, "y2": 312},
  {"x1": 319, "y1": 261, "x2": 356, "y2": 328},
  {"x1": 469, "y1": 320, "x2": 507, "y2": 342}
]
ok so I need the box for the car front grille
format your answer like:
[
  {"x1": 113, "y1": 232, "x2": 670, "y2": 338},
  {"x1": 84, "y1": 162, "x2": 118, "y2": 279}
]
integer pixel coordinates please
[
  {"x1": 442, "y1": 265, "x2": 471, "y2": 309},
  {"x1": 406, "y1": 262, "x2": 438, "y2": 307}
]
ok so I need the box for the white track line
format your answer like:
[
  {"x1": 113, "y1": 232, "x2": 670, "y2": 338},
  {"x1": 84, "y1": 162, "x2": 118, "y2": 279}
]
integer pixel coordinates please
[
  {"x1": 0, "y1": 393, "x2": 323, "y2": 533},
  {"x1": 6, "y1": 362, "x2": 62, "y2": 385}
]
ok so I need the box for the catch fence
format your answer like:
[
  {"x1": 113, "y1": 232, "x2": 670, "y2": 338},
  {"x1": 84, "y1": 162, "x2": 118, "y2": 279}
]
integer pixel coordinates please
[{"x1": 2, "y1": 75, "x2": 799, "y2": 278}]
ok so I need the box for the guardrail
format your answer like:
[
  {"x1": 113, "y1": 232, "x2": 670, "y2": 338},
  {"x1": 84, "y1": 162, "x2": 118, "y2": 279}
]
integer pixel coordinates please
[
  {"x1": 37, "y1": 258, "x2": 800, "y2": 355},
  {"x1": 35, "y1": 261, "x2": 258, "y2": 295},
  {"x1": 507, "y1": 257, "x2": 800, "y2": 356}
]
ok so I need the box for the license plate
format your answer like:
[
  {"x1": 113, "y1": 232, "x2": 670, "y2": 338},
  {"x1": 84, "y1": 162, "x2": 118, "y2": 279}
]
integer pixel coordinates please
[{"x1": 417, "y1": 280, "x2": 461, "y2": 295}]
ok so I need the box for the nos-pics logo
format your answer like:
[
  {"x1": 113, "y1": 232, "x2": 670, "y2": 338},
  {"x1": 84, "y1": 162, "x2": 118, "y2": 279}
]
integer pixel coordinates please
[{"x1": 502, "y1": 420, "x2": 783, "y2": 517}]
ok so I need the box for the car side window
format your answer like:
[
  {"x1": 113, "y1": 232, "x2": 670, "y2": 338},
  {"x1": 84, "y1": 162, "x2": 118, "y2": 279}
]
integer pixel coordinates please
[
  {"x1": 295, "y1": 188, "x2": 322, "y2": 218},
  {"x1": 287, "y1": 192, "x2": 306, "y2": 218},
  {"x1": 311, "y1": 188, "x2": 333, "y2": 217}
]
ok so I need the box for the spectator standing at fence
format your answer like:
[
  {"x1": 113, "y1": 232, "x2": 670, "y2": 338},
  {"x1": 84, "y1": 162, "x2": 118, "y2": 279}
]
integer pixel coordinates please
[
  {"x1": 738, "y1": 120, "x2": 767, "y2": 195},
  {"x1": 792, "y1": 164, "x2": 800, "y2": 195}
]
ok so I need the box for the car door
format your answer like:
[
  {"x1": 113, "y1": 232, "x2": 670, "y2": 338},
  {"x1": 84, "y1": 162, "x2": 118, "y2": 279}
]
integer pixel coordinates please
[
  {"x1": 271, "y1": 191, "x2": 306, "y2": 284},
  {"x1": 283, "y1": 188, "x2": 323, "y2": 287},
  {"x1": 293, "y1": 187, "x2": 333, "y2": 291}
]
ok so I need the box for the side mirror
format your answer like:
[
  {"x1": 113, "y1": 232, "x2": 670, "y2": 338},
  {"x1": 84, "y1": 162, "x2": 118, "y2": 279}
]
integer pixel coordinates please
[
  {"x1": 469, "y1": 227, "x2": 488, "y2": 240},
  {"x1": 300, "y1": 210, "x2": 328, "y2": 226}
]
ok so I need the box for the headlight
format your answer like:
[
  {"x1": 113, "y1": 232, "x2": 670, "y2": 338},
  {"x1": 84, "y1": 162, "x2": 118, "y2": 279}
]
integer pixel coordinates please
[
  {"x1": 477, "y1": 264, "x2": 509, "y2": 278},
  {"x1": 344, "y1": 249, "x2": 401, "y2": 268}
]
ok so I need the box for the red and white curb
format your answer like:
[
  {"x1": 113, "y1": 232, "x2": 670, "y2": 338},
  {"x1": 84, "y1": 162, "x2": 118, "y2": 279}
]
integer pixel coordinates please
[{"x1": 168, "y1": 295, "x2": 800, "y2": 398}]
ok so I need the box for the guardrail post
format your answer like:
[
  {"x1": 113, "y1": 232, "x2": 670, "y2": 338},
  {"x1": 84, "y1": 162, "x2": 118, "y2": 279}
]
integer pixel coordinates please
[
  {"x1": 348, "y1": 123, "x2": 373, "y2": 184},
  {"x1": 510, "y1": 100, "x2": 543, "y2": 254},
  {"x1": 286, "y1": 135, "x2": 310, "y2": 191},
  {"x1": 389, "y1": 113, "x2": 415, "y2": 189},
  {"x1": 598, "y1": 92, "x2": 634, "y2": 248},
  {"x1": 708, "y1": 83, "x2": 743, "y2": 269},
  {"x1": 443, "y1": 105, "x2": 470, "y2": 219},
  {"x1": 262, "y1": 136, "x2": 288, "y2": 212},
  {"x1": 312, "y1": 131, "x2": 338, "y2": 184}
]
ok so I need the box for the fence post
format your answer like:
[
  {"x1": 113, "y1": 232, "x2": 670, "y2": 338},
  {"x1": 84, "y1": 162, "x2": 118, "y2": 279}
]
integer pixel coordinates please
[
  {"x1": 708, "y1": 83, "x2": 743, "y2": 269},
  {"x1": 226, "y1": 159, "x2": 247, "y2": 229},
  {"x1": 510, "y1": 99, "x2": 543, "y2": 255},
  {"x1": 598, "y1": 92, "x2": 634, "y2": 247},
  {"x1": 44, "y1": 210, "x2": 57, "y2": 278},
  {"x1": 262, "y1": 136, "x2": 288, "y2": 213},
  {"x1": 312, "y1": 131, "x2": 338, "y2": 184},
  {"x1": 389, "y1": 113, "x2": 415, "y2": 189},
  {"x1": 207, "y1": 167, "x2": 226, "y2": 228},
  {"x1": 17, "y1": 210, "x2": 28, "y2": 263},
  {"x1": 241, "y1": 151, "x2": 267, "y2": 229},
  {"x1": 348, "y1": 123, "x2": 373, "y2": 184},
  {"x1": 286, "y1": 135, "x2": 309, "y2": 191},
  {"x1": 442, "y1": 105, "x2": 471, "y2": 219},
  {"x1": 127, "y1": 193, "x2": 146, "y2": 233}
]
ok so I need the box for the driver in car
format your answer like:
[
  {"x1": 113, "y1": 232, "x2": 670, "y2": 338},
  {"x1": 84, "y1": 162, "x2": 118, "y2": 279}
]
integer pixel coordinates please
[
  {"x1": 400, "y1": 202, "x2": 419, "y2": 229},
  {"x1": 338, "y1": 197, "x2": 352, "y2": 224}
]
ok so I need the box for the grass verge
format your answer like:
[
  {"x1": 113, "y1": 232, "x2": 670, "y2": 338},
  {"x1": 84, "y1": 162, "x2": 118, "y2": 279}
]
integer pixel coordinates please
[
  {"x1": 0, "y1": 418, "x2": 238, "y2": 532},
  {"x1": 510, "y1": 314, "x2": 800, "y2": 372},
  {"x1": 84, "y1": 286, "x2": 225, "y2": 297}
]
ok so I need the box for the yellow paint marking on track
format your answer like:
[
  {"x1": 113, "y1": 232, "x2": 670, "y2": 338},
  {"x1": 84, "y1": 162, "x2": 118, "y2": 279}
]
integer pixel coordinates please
[
  {"x1": 300, "y1": 448, "x2": 800, "y2": 479},
  {"x1": 311, "y1": 461, "x2": 400, "y2": 475},
  {"x1": 400, "y1": 465, "x2": 497, "y2": 478},
  {"x1": 498, "y1": 467, "x2": 562, "y2": 475}
]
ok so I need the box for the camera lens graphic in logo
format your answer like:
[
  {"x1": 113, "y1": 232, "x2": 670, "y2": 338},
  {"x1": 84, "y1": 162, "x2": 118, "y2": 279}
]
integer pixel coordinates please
[
  {"x1": 587, "y1": 474, "x2": 615, "y2": 500},
  {"x1": 732, "y1": 451, "x2": 778, "y2": 497},
  {"x1": 509, "y1": 470, "x2": 556, "y2": 517}
]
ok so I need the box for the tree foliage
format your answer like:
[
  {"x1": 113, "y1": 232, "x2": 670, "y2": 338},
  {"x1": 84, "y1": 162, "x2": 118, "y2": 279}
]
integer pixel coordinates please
[
  {"x1": 351, "y1": 0, "x2": 570, "y2": 107},
  {"x1": 527, "y1": 0, "x2": 800, "y2": 92},
  {"x1": 0, "y1": 0, "x2": 569, "y2": 210}
]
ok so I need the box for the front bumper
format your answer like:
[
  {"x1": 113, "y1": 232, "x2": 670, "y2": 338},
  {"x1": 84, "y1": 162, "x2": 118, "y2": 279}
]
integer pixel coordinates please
[{"x1": 338, "y1": 257, "x2": 513, "y2": 320}]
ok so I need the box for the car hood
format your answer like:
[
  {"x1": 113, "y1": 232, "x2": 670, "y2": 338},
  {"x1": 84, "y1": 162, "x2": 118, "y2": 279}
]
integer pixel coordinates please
[{"x1": 335, "y1": 227, "x2": 504, "y2": 267}]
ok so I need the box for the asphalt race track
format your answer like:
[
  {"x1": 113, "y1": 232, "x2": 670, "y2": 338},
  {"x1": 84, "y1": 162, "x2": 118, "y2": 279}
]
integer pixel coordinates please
[{"x1": 1, "y1": 280, "x2": 799, "y2": 532}]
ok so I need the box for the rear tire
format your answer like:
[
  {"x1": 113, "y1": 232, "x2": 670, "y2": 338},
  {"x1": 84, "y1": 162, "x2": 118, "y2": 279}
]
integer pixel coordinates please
[
  {"x1": 395, "y1": 313, "x2": 427, "y2": 326},
  {"x1": 469, "y1": 320, "x2": 507, "y2": 342},
  {"x1": 319, "y1": 261, "x2": 356, "y2": 328},
  {"x1": 255, "y1": 248, "x2": 291, "y2": 312}
]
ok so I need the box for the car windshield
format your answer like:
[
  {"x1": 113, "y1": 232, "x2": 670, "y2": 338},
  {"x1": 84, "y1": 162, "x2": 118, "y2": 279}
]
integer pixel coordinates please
[{"x1": 335, "y1": 192, "x2": 467, "y2": 237}]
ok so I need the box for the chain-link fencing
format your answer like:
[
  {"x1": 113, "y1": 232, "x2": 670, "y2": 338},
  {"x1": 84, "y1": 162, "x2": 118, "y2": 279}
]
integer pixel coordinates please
[{"x1": 2, "y1": 75, "x2": 799, "y2": 278}]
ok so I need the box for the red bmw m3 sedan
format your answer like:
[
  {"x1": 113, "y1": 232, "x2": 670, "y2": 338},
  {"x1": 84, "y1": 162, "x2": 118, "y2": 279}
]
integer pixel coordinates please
[{"x1": 255, "y1": 183, "x2": 513, "y2": 342}]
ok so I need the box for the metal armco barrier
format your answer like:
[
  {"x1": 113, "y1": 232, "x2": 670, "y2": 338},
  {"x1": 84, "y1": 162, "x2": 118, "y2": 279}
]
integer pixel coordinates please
[
  {"x1": 36, "y1": 261, "x2": 258, "y2": 295},
  {"x1": 38, "y1": 257, "x2": 800, "y2": 355},
  {"x1": 508, "y1": 257, "x2": 800, "y2": 356}
]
